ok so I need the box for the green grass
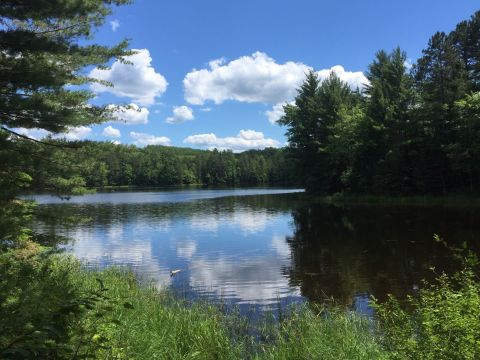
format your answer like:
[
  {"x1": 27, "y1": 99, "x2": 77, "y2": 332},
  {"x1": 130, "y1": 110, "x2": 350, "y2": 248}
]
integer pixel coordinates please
[
  {"x1": 76, "y1": 268, "x2": 243, "y2": 360},
  {"x1": 256, "y1": 307, "x2": 387, "y2": 360},
  {"x1": 75, "y1": 267, "x2": 387, "y2": 359}
]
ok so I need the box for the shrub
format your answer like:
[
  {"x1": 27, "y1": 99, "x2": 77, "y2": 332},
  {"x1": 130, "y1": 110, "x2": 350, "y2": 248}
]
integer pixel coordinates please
[{"x1": 373, "y1": 268, "x2": 480, "y2": 359}]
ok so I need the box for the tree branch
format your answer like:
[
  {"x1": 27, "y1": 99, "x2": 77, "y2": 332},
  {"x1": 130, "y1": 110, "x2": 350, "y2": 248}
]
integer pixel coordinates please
[{"x1": 1, "y1": 126, "x2": 79, "y2": 149}]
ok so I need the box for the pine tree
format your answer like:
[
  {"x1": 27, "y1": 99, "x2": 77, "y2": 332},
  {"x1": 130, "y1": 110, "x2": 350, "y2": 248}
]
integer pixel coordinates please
[
  {"x1": 451, "y1": 11, "x2": 480, "y2": 91},
  {"x1": 414, "y1": 31, "x2": 469, "y2": 193},
  {"x1": 362, "y1": 48, "x2": 416, "y2": 193},
  {"x1": 0, "y1": 0, "x2": 131, "y2": 245},
  {"x1": 279, "y1": 70, "x2": 322, "y2": 191},
  {"x1": 279, "y1": 71, "x2": 357, "y2": 193}
]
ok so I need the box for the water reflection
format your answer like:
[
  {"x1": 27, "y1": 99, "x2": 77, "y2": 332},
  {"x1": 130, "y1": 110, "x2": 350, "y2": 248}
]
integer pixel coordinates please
[
  {"x1": 286, "y1": 203, "x2": 480, "y2": 307},
  {"x1": 67, "y1": 224, "x2": 172, "y2": 287},
  {"x1": 188, "y1": 253, "x2": 300, "y2": 305},
  {"x1": 31, "y1": 190, "x2": 480, "y2": 313},
  {"x1": 34, "y1": 191, "x2": 303, "y2": 307}
]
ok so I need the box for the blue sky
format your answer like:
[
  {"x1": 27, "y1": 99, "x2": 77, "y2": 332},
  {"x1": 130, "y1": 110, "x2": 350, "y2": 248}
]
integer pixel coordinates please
[{"x1": 26, "y1": 0, "x2": 480, "y2": 151}]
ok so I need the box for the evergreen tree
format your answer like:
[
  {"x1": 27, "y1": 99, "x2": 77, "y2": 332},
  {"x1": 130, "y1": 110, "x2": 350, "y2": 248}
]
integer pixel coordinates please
[
  {"x1": 0, "y1": 0, "x2": 131, "y2": 245},
  {"x1": 451, "y1": 11, "x2": 480, "y2": 91},
  {"x1": 414, "y1": 31, "x2": 469, "y2": 193},
  {"x1": 279, "y1": 70, "x2": 321, "y2": 190},
  {"x1": 363, "y1": 48, "x2": 416, "y2": 193},
  {"x1": 315, "y1": 73, "x2": 358, "y2": 192},
  {"x1": 447, "y1": 92, "x2": 480, "y2": 191},
  {"x1": 279, "y1": 71, "x2": 357, "y2": 193}
]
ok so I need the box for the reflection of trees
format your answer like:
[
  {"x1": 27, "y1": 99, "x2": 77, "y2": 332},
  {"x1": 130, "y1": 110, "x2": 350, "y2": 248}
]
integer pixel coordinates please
[
  {"x1": 285, "y1": 203, "x2": 480, "y2": 305},
  {"x1": 32, "y1": 193, "x2": 304, "y2": 239},
  {"x1": 32, "y1": 193, "x2": 480, "y2": 307}
]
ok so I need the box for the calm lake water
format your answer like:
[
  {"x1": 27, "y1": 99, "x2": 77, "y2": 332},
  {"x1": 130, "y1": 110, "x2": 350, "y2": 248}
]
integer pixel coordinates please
[{"x1": 29, "y1": 188, "x2": 480, "y2": 315}]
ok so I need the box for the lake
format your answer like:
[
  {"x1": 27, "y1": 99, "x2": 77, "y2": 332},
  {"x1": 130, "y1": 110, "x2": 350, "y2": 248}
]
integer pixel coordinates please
[{"x1": 29, "y1": 188, "x2": 480, "y2": 315}]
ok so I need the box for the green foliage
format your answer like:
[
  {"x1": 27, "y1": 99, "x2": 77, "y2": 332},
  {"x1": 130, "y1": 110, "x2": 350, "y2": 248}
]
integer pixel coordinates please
[
  {"x1": 450, "y1": 11, "x2": 480, "y2": 92},
  {"x1": 47, "y1": 176, "x2": 92, "y2": 199},
  {"x1": 77, "y1": 269, "x2": 242, "y2": 359},
  {"x1": 281, "y1": 10, "x2": 480, "y2": 195},
  {"x1": 0, "y1": 0, "x2": 132, "y2": 247},
  {"x1": 373, "y1": 268, "x2": 480, "y2": 360},
  {"x1": 279, "y1": 71, "x2": 359, "y2": 193},
  {"x1": 0, "y1": 0, "x2": 131, "y2": 133},
  {"x1": 372, "y1": 239, "x2": 480, "y2": 359},
  {"x1": 0, "y1": 250, "x2": 114, "y2": 359},
  {"x1": 18, "y1": 140, "x2": 297, "y2": 189},
  {"x1": 2, "y1": 241, "x2": 480, "y2": 359},
  {"x1": 0, "y1": 252, "x2": 389, "y2": 359},
  {"x1": 446, "y1": 92, "x2": 480, "y2": 191},
  {"x1": 0, "y1": 1, "x2": 137, "y2": 356},
  {"x1": 0, "y1": 200, "x2": 35, "y2": 250}
]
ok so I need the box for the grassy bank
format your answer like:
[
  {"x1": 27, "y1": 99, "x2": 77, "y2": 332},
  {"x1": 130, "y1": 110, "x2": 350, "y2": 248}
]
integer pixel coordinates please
[
  {"x1": 1, "y1": 248, "x2": 479, "y2": 359},
  {"x1": 1, "y1": 250, "x2": 386, "y2": 359},
  {"x1": 78, "y1": 268, "x2": 387, "y2": 360}
]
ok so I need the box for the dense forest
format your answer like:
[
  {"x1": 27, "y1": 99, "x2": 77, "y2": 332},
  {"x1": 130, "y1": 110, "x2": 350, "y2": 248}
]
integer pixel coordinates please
[
  {"x1": 280, "y1": 11, "x2": 480, "y2": 195},
  {"x1": 16, "y1": 141, "x2": 296, "y2": 191}
]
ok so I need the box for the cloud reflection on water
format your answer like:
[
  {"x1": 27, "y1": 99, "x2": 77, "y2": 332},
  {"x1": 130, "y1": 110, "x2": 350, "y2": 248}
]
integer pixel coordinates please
[
  {"x1": 50, "y1": 198, "x2": 301, "y2": 306},
  {"x1": 66, "y1": 225, "x2": 172, "y2": 287},
  {"x1": 187, "y1": 249, "x2": 300, "y2": 305}
]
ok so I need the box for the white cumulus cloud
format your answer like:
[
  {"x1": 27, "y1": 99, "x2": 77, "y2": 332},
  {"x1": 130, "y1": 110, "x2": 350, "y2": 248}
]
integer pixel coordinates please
[
  {"x1": 166, "y1": 105, "x2": 194, "y2": 124},
  {"x1": 265, "y1": 101, "x2": 295, "y2": 124},
  {"x1": 110, "y1": 19, "x2": 120, "y2": 32},
  {"x1": 62, "y1": 126, "x2": 92, "y2": 141},
  {"x1": 108, "y1": 103, "x2": 149, "y2": 125},
  {"x1": 183, "y1": 52, "x2": 369, "y2": 124},
  {"x1": 183, "y1": 52, "x2": 310, "y2": 105},
  {"x1": 130, "y1": 131, "x2": 171, "y2": 147},
  {"x1": 102, "y1": 125, "x2": 121, "y2": 138},
  {"x1": 13, "y1": 126, "x2": 91, "y2": 141},
  {"x1": 184, "y1": 129, "x2": 280, "y2": 152},
  {"x1": 317, "y1": 65, "x2": 368, "y2": 91},
  {"x1": 90, "y1": 49, "x2": 168, "y2": 106},
  {"x1": 13, "y1": 127, "x2": 49, "y2": 140}
]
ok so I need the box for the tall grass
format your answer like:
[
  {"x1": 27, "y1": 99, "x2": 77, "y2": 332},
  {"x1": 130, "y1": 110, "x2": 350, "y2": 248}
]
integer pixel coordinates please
[
  {"x1": 7, "y1": 251, "x2": 477, "y2": 359},
  {"x1": 74, "y1": 267, "x2": 387, "y2": 359},
  {"x1": 74, "y1": 268, "x2": 243, "y2": 359},
  {"x1": 2, "y1": 250, "x2": 386, "y2": 359},
  {"x1": 258, "y1": 306, "x2": 387, "y2": 360}
]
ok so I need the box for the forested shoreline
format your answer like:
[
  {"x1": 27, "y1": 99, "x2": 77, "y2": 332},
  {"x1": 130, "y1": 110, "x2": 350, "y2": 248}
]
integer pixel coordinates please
[{"x1": 19, "y1": 141, "x2": 297, "y2": 191}]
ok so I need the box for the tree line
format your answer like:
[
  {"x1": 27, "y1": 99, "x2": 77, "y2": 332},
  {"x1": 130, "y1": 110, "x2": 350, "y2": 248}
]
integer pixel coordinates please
[
  {"x1": 18, "y1": 140, "x2": 297, "y2": 191},
  {"x1": 280, "y1": 11, "x2": 480, "y2": 195}
]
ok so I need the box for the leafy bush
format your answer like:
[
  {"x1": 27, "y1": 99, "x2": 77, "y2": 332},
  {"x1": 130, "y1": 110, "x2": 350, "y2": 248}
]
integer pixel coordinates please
[
  {"x1": 0, "y1": 250, "x2": 113, "y2": 359},
  {"x1": 373, "y1": 267, "x2": 480, "y2": 359}
]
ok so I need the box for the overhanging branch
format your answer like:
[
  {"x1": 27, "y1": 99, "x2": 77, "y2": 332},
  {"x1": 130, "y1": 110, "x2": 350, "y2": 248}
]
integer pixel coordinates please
[{"x1": 1, "y1": 126, "x2": 79, "y2": 149}]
